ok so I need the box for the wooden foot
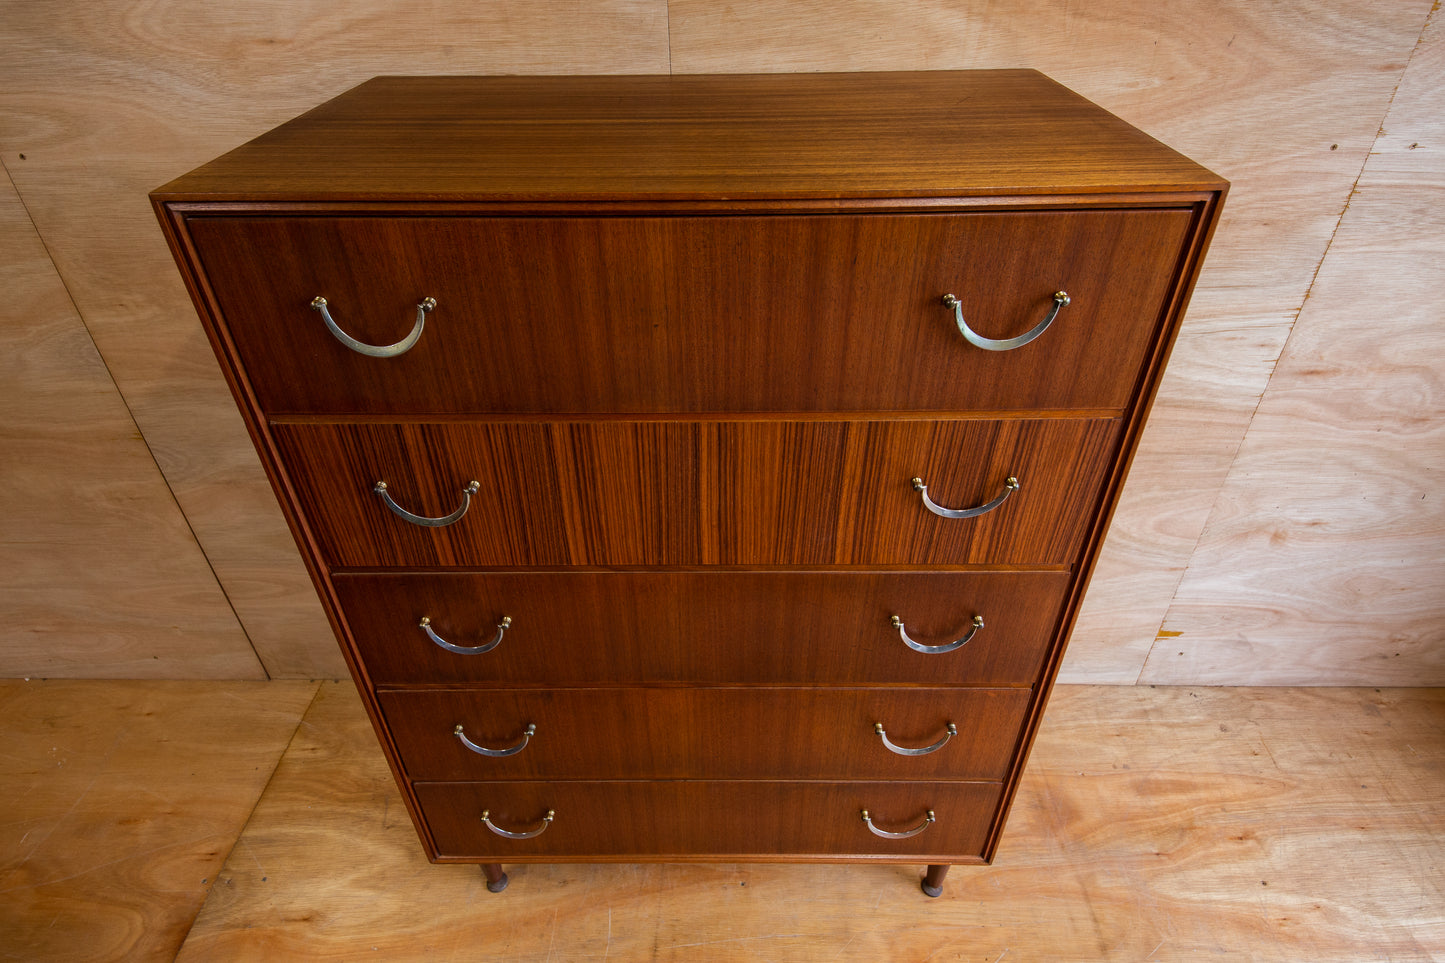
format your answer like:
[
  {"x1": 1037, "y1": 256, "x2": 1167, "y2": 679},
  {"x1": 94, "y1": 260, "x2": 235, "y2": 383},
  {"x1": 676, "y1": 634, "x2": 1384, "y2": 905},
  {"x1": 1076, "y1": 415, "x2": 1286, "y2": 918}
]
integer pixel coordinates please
[
  {"x1": 481, "y1": 863, "x2": 509, "y2": 893},
  {"x1": 921, "y1": 863, "x2": 949, "y2": 898}
]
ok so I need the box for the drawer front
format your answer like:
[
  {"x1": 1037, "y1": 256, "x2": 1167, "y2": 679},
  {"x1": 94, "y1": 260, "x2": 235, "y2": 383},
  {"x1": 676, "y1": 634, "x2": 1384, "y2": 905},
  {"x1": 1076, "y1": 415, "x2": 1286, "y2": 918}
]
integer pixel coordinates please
[
  {"x1": 415, "y1": 780, "x2": 1003, "y2": 860},
  {"x1": 275, "y1": 417, "x2": 1119, "y2": 567},
  {"x1": 335, "y1": 571, "x2": 1070, "y2": 686},
  {"x1": 190, "y1": 210, "x2": 1192, "y2": 415},
  {"x1": 380, "y1": 686, "x2": 1030, "y2": 781}
]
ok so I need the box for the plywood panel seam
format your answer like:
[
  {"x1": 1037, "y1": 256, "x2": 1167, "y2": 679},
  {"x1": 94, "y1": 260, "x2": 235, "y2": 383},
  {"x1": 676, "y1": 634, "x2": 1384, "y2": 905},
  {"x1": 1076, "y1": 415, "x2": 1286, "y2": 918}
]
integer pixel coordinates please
[
  {"x1": 1285, "y1": 0, "x2": 1434, "y2": 319},
  {"x1": 1134, "y1": 612, "x2": 1175, "y2": 686},
  {"x1": 1, "y1": 157, "x2": 270, "y2": 677},
  {"x1": 1137, "y1": 10, "x2": 1435, "y2": 683},
  {"x1": 1284, "y1": 0, "x2": 1434, "y2": 344},
  {"x1": 174, "y1": 679, "x2": 324, "y2": 956},
  {"x1": 162, "y1": 678, "x2": 322, "y2": 948},
  {"x1": 665, "y1": 0, "x2": 674, "y2": 74}
]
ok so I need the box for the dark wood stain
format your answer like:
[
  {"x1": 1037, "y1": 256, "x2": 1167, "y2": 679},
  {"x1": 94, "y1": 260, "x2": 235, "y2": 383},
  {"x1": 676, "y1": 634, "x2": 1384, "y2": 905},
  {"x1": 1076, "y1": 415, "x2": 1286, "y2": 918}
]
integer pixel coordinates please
[
  {"x1": 332, "y1": 570, "x2": 1070, "y2": 687},
  {"x1": 187, "y1": 209, "x2": 1190, "y2": 415},
  {"x1": 415, "y1": 780, "x2": 1003, "y2": 861},
  {"x1": 151, "y1": 71, "x2": 1227, "y2": 878},
  {"x1": 379, "y1": 687, "x2": 1030, "y2": 782},
  {"x1": 271, "y1": 418, "x2": 1120, "y2": 567},
  {"x1": 152, "y1": 72, "x2": 1224, "y2": 201}
]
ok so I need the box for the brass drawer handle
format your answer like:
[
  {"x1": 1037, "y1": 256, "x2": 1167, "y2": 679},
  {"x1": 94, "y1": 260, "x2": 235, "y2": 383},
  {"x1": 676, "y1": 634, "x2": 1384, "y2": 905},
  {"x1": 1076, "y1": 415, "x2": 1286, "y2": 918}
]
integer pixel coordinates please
[
  {"x1": 455, "y1": 722, "x2": 535, "y2": 757},
  {"x1": 874, "y1": 721, "x2": 957, "y2": 756},
  {"x1": 481, "y1": 808, "x2": 554, "y2": 840},
  {"x1": 891, "y1": 614, "x2": 984, "y2": 655},
  {"x1": 373, "y1": 479, "x2": 479, "y2": 527},
  {"x1": 942, "y1": 290, "x2": 1069, "y2": 351},
  {"x1": 861, "y1": 808, "x2": 935, "y2": 840},
  {"x1": 310, "y1": 295, "x2": 433, "y2": 357},
  {"x1": 420, "y1": 615, "x2": 511, "y2": 655},
  {"x1": 912, "y1": 475, "x2": 1018, "y2": 519}
]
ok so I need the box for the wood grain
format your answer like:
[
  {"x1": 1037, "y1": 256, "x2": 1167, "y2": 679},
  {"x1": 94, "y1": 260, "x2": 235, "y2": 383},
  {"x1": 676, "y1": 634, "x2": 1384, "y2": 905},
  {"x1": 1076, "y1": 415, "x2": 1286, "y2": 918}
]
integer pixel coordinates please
[
  {"x1": 1059, "y1": 0, "x2": 1435, "y2": 678},
  {"x1": 0, "y1": 164, "x2": 261, "y2": 678},
  {"x1": 417, "y1": 779, "x2": 1001, "y2": 861},
  {"x1": 333, "y1": 570, "x2": 1070, "y2": 686},
  {"x1": 378, "y1": 686, "x2": 1030, "y2": 781},
  {"x1": 185, "y1": 206, "x2": 1194, "y2": 415},
  {"x1": 175, "y1": 682, "x2": 1445, "y2": 960},
  {"x1": 6, "y1": 0, "x2": 1433, "y2": 685},
  {"x1": 1149, "y1": 9, "x2": 1445, "y2": 685},
  {"x1": 154, "y1": 72, "x2": 1221, "y2": 200},
  {"x1": 0, "y1": 680, "x2": 319, "y2": 963},
  {"x1": 273, "y1": 417, "x2": 1120, "y2": 567},
  {"x1": 0, "y1": 0, "x2": 669, "y2": 680},
  {"x1": 1060, "y1": 0, "x2": 1435, "y2": 675},
  {"x1": 664, "y1": 0, "x2": 1433, "y2": 681},
  {"x1": 161, "y1": 77, "x2": 1218, "y2": 882}
]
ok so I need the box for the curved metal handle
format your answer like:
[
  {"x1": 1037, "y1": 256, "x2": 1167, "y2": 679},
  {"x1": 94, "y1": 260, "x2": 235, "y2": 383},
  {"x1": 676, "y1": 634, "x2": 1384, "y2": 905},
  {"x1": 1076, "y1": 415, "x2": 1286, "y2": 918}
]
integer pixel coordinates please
[
  {"x1": 912, "y1": 475, "x2": 1018, "y2": 519},
  {"x1": 860, "y1": 809, "x2": 936, "y2": 840},
  {"x1": 481, "y1": 808, "x2": 554, "y2": 840},
  {"x1": 891, "y1": 614, "x2": 984, "y2": 655},
  {"x1": 455, "y1": 722, "x2": 536, "y2": 757},
  {"x1": 874, "y1": 722, "x2": 958, "y2": 756},
  {"x1": 310, "y1": 295, "x2": 434, "y2": 358},
  {"x1": 420, "y1": 615, "x2": 511, "y2": 655},
  {"x1": 942, "y1": 291, "x2": 1068, "y2": 351},
  {"x1": 373, "y1": 479, "x2": 479, "y2": 528}
]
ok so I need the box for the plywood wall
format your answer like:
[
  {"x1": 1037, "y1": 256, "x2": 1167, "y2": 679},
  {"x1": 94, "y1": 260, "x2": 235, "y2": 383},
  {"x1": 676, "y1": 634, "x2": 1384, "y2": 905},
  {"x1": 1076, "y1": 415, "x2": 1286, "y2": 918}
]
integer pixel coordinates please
[
  {"x1": 0, "y1": 0, "x2": 1438, "y2": 684},
  {"x1": 0, "y1": 1, "x2": 669, "y2": 680},
  {"x1": 0, "y1": 166, "x2": 263, "y2": 678},
  {"x1": 1149, "y1": 9, "x2": 1445, "y2": 685}
]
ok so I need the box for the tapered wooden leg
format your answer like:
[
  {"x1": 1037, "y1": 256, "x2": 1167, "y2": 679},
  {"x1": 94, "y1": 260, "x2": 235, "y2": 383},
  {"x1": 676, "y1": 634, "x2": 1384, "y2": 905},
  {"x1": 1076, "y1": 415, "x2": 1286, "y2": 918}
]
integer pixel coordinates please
[
  {"x1": 481, "y1": 863, "x2": 509, "y2": 893},
  {"x1": 921, "y1": 863, "x2": 950, "y2": 898}
]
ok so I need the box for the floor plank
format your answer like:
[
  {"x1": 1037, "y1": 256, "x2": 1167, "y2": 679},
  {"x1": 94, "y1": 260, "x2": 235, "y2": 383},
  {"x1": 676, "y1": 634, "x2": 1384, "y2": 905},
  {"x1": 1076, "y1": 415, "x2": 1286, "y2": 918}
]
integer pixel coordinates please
[
  {"x1": 0, "y1": 680, "x2": 319, "y2": 962},
  {"x1": 175, "y1": 683, "x2": 1445, "y2": 961}
]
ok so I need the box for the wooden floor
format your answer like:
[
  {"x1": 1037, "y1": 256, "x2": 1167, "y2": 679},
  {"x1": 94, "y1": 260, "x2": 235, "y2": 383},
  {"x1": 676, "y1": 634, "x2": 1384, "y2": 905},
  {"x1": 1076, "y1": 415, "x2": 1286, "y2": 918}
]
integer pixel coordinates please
[
  {"x1": 0, "y1": 681, "x2": 319, "y2": 962},
  {"x1": 1, "y1": 682, "x2": 1440, "y2": 961}
]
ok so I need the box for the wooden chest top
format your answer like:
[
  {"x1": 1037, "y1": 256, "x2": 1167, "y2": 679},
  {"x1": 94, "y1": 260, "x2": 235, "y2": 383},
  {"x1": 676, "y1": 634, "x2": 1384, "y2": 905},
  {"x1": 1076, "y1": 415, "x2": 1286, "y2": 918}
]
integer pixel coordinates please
[{"x1": 152, "y1": 71, "x2": 1225, "y2": 203}]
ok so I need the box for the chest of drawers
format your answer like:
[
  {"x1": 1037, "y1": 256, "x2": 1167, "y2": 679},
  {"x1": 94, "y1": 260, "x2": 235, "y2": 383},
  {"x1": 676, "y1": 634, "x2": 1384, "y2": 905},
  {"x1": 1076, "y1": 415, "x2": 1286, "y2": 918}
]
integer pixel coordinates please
[{"x1": 153, "y1": 71, "x2": 1225, "y2": 896}]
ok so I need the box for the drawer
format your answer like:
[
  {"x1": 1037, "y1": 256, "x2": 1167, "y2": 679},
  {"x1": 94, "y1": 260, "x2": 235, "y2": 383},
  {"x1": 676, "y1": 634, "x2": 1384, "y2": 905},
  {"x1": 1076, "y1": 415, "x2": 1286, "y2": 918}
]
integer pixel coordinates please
[
  {"x1": 189, "y1": 210, "x2": 1193, "y2": 415},
  {"x1": 379, "y1": 686, "x2": 1030, "y2": 781},
  {"x1": 415, "y1": 779, "x2": 1003, "y2": 860},
  {"x1": 275, "y1": 417, "x2": 1119, "y2": 567},
  {"x1": 334, "y1": 570, "x2": 1069, "y2": 686}
]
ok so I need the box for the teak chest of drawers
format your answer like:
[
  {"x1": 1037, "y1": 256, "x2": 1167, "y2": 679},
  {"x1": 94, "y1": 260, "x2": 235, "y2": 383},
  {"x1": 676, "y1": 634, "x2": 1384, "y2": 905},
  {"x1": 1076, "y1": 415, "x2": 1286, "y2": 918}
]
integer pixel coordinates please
[{"x1": 153, "y1": 71, "x2": 1225, "y2": 897}]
